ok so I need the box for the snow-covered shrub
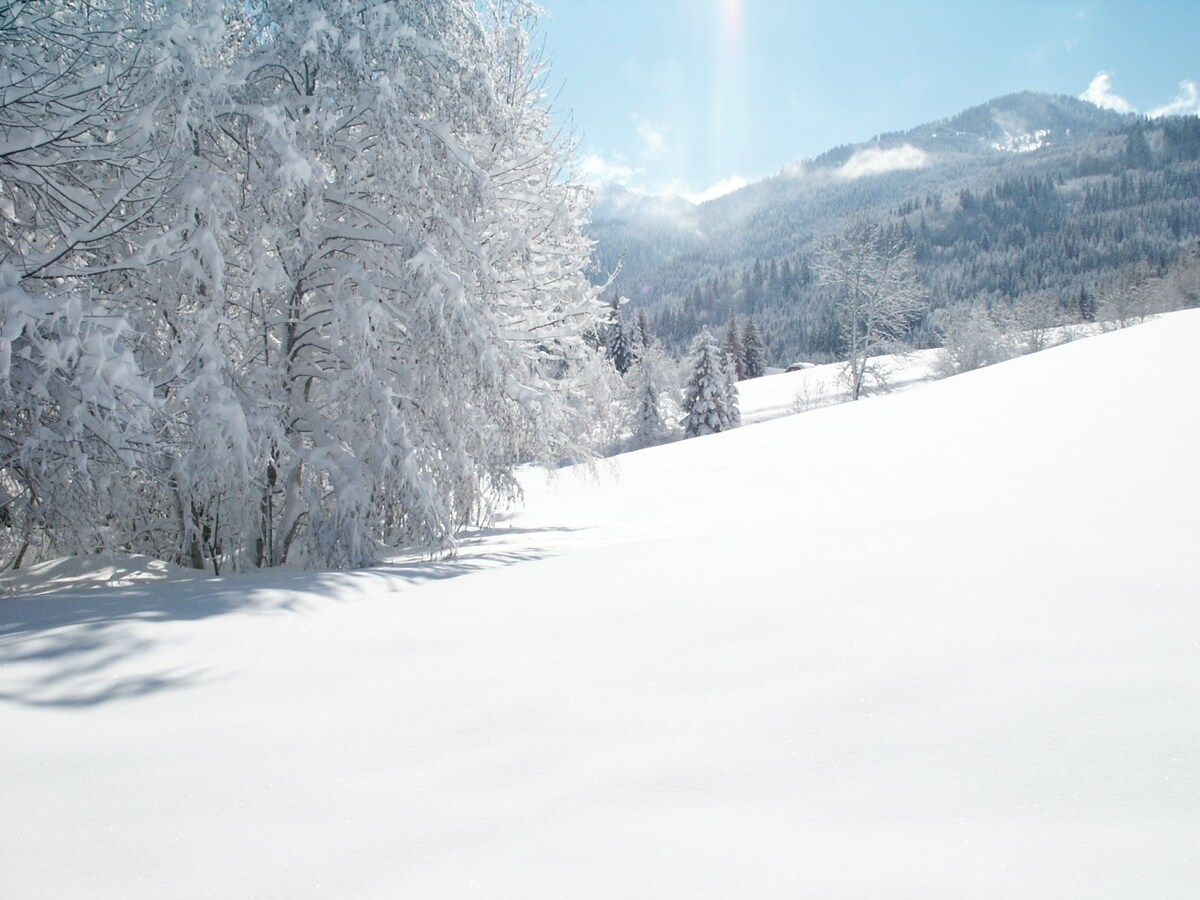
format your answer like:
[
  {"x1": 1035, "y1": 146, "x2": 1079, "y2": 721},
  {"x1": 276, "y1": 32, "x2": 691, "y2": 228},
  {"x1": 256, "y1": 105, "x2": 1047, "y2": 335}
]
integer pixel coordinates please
[{"x1": 935, "y1": 305, "x2": 1018, "y2": 377}]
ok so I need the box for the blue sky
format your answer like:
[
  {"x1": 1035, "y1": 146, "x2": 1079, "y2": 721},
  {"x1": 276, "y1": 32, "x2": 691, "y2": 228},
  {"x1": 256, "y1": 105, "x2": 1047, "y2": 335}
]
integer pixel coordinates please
[{"x1": 534, "y1": 1, "x2": 1200, "y2": 202}]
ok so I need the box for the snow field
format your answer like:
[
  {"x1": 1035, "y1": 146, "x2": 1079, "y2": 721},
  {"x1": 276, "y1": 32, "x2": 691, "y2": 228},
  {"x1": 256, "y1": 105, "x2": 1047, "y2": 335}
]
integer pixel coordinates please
[{"x1": 2, "y1": 312, "x2": 1198, "y2": 898}]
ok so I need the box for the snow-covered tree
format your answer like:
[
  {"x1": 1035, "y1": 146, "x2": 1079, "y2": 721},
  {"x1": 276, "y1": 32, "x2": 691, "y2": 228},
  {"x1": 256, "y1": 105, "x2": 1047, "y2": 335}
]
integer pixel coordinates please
[
  {"x1": 0, "y1": 266, "x2": 157, "y2": 569},
  {"x1": 1163, "y1": 244, "x2": 1200, "y2": 310},
  {"x1": 1, "y1": 0, "x2": 609, "y2": 571},
  {"x1": 681, "y1": 327, "x2": 738, "y2": 438},
  {"x1": 218, "y1": 0, "x2": 607, "y2": 568},
  {"x1": 723, "y1": 351, "x2": 742, "y2": 428},
  {"x1": 606, "y1": 299, "x2": 635, "y2": 375},
  {"x1": 625, "y1": 354, "x2": 668, "y2": 450},
  {"x1": 741, "y1": 318, "x2": 767, "y2": 378},
  {"x1": 1014, "y1": 291, "x2": 1063, "y2": 354},
  {"x1": 0, "y1": 1, "x2": 166, "y2": 282},
  {"x1": 934, "y1": 304, "x2": 1016, "y2": 376},
  {"x1": 621, "y1": 318, "x2": 679, "y2": 451},
  {"x1": 816, "y1": 220, "x2": 927, "y2": 400},
  {"x1": 1077, "y1": 285, "x2": 1097, "y2": 322},
  {"x1": 0, "y1": 1, "x2": 166, "y2": 569},
  {"x1": 631, "y1": 309, "x2": 656, "y2": 357},
  {"x1": 723, "y1": 315, "x2": 745, "y2": 380}
]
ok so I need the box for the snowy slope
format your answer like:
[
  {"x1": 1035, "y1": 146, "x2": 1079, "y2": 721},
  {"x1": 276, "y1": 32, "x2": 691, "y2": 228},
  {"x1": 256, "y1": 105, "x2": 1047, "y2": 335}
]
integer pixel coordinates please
[
  {"x1": 735, "y1": 348, "x2": 941, "y2": 424},
  {"x1": 2, "y1": 313, "x2": 1199, "y2": 899}
]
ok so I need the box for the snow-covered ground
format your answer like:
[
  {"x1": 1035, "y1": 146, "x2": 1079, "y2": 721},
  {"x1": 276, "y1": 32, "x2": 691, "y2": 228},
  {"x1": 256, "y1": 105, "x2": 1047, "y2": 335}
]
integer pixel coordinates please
[
  {"x1": 2, "y1": 313, "x2": 1198, "y2": 899},
  {"x1": 737, "y1": 348, "x2": 942, "y2": 424}
]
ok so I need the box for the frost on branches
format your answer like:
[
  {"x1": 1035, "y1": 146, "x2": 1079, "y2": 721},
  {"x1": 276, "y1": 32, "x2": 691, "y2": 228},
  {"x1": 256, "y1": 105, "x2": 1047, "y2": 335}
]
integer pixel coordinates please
[
  {"x1": 622, "y1": 317, "x2": 677, "y2": 451},
  {"x1": 816, "y1": 220, "x2": 927, "y2": 401},
  {"x1": 681, "y1": 327, "x2": 739, "y2": 438},
  {"x1": 0, "y1": 0, "x2": 608, "y2": 572},
  {"x1": 0, "y1": 1, "x2": 162, "y2": 570}
]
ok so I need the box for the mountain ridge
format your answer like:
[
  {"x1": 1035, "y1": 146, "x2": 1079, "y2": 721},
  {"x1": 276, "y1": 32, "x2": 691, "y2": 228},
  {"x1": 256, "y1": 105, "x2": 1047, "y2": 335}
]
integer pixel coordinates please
[{"x1": 587, "y1": 91, "x2": 1200, "y2": 362}]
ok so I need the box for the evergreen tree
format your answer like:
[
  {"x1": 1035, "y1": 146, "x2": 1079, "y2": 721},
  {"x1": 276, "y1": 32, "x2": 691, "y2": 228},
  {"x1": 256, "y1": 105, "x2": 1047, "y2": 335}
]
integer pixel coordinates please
[
  {"x1": 607, "y1": 299, "x2": 634, "y2": 375},
  {"x1": 1078, "y1": 285, "x2": 1098, "y2": 322},
  {"x1": 741, "y1": 318, "x2": 768, "y2": 378},
  {"x1": 631, "y1": 309, "x2": 656, "y2": 358},
  {"x1": 626, "y1": 353, "x2": 668, "y2": 450},
  {"x1": 618, "y1": 307, "x2": 677, "y2": 450},
  {"x1": 681, "y1": 328, "x2": 737, "y2": 437},
  {"x1": 723, "y1": 314, "x2": 745, "y2": 380},
  {"x1": 723, "y1": 351, "x2": 742, "y2": 428}
]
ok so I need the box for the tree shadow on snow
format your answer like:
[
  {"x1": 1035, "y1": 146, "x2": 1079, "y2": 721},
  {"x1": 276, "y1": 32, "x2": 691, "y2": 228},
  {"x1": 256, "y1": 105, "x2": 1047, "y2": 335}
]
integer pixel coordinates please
[{"x1": 0, "y1": 525, "x2": 580, "y2": 709}]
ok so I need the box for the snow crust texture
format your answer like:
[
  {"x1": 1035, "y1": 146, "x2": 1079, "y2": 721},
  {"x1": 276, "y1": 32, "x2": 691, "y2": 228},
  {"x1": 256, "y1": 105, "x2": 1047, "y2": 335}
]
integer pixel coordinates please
[{"x1": 2, "y1": 313, "x2": 1198, "y2": 898}]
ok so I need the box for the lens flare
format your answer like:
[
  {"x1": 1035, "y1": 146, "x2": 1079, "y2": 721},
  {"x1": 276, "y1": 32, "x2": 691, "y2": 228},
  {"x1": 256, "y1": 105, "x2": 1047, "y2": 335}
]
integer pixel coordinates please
[
  {"x1": 719, "y1": 0, "x2": 743, "y2": 60},
  {"x1": 712, "y1": 0, "x2": 747, "y2": 183}
]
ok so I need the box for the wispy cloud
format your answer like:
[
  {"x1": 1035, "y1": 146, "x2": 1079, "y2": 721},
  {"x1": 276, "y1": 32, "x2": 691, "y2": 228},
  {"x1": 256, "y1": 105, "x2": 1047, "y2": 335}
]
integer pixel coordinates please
[
  {"x1": 1150, "y1": 80, "x2": 1200, "y2": 117},
  {"x1": 575, "y1": 149, "x2": 744, "y2": 207},
  {"x1": 837, "y1": 145, "x2": 928, "y2": 180},
  {"x1": 577, "y1": 154, "x2": 638, "y2": 187},
  {"x1": 1081, "y1": 72, "x2": 1200, "y2": 118},
  {"x1": 679, "y1": 176, "x2": 748, "y2": 205},
  {"x1": 636, "y1": 120, "x2": 667, "y2": 157},
  {"x1": 1080, "y1": 72, "x2": 1136, "y2": 113}
]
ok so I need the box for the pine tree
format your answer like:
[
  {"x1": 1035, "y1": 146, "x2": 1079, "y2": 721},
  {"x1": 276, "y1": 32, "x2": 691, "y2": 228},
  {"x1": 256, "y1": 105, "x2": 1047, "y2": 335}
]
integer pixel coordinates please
[
  {"x1": 723, "y1": 315, "x2": 745, "y2": 380},
  {"x1": 723, "y1": 351, "x2": 742, "y2": 428},
  {"x1": 631, "y1": 310, "x2": 656, "y2": 358},
  {"x1": 626, "y1": 353, "x2": 667, "y2": 450},
  {"x1": 607, "y1": 300, "x2": 634, "y2": 375},
  {"x1": 681, "y1": 328, "x2": 737, "y2": 437},
  {"x1": 1078, "y1": 285, "x2": 1097, "y2": 322},
  {"x1": 741, "y1": 318, "x2": 768, "y2": 378}
]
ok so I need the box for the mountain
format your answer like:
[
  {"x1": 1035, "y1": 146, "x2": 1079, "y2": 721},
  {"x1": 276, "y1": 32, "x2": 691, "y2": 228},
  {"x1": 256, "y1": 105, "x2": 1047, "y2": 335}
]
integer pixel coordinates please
[
  {"x1": 839, "y1": 91, "x2": 1129, "y2": 160},
  {"x1": 588, "y1": 92, "x2": 1200, "y2": 363}
]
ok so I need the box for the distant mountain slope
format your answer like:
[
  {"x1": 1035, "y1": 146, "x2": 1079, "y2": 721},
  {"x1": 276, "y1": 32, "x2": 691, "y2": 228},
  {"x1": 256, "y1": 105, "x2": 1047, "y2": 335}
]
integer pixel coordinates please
[
  {"x1": 587, "y1": 92, "x2": 1200, "y2": 363},
  {"x1": 875, "y1": 91, "x2": 1128, "y2": 157}
]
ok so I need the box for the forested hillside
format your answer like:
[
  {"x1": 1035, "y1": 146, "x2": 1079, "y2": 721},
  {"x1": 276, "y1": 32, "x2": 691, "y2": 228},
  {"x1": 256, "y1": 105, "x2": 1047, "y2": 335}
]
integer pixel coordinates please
[{"x1": 589, "y1": 94, "x2": 1200, "y2": 364}]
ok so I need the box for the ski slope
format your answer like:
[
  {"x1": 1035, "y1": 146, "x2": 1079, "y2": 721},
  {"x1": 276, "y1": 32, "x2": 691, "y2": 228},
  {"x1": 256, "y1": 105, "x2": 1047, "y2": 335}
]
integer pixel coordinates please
[{"x1": 2, "y1": 312, "x2": 1198, "y2": 899}]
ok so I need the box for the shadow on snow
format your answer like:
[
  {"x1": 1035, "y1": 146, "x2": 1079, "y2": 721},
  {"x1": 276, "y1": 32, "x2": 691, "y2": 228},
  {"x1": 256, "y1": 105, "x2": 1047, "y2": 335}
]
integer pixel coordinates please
[{"x1": 0, "y1": 525, "x2": 579, "y2": 709}]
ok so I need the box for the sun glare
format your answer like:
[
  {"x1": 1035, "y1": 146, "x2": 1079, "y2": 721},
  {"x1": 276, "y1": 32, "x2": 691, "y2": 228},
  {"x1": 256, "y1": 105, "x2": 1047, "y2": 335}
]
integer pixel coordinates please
[
  {"x1": 718, "y1": 0, "x2": 743, "y2": 60},
  {"x1": 711, "y1": 0, "x2": 747, "y2": 186}
]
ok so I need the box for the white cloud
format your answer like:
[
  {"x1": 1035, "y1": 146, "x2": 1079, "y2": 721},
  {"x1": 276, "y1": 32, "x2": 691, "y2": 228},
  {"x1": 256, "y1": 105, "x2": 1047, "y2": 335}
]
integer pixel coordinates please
[
  {"x1": 576, "y1": 154, "x2": 637, "y2": 187},
  {"x1": 1150, "y1": 80, "x2": 1200, "y2": 117},
  {"x1": 1081, "y1": 72, "x2": 1199, "y2": 118},
  {"x1": 577, "y1": 151, "x2": 745, "y2": 208},
  {"x1": 680, "y1": 176, "x2": 748, "y2": 205},
  {"x1": 837, "y1": 145, "x2": 929, "y2": 180},
  {"x1": 1080, "y1": 72, "x2": 1136, "y2": 114}
]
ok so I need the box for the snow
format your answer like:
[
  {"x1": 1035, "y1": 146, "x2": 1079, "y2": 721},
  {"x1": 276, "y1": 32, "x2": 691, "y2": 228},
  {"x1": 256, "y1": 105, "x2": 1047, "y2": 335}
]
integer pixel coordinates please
[
  {"x1": 736, "y1": 349, "x2": 941, "y2": 424},
  {"x1": 3, "y1": 312, "x2": 1199, "y2": 898},
  {"x1": 991, "y1": 128, "x2": 1051, "y2": 153},
  {"x1": 0, "y1": 553, "x2": 197, "y2": 598}
]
